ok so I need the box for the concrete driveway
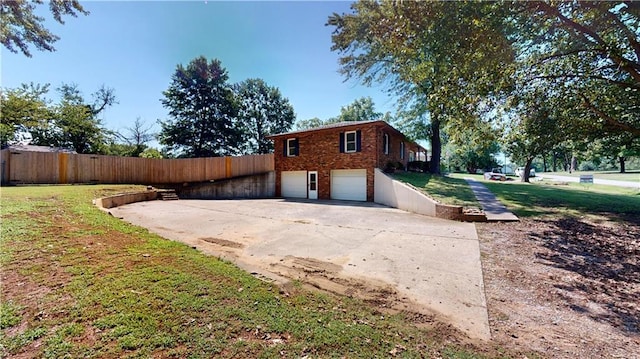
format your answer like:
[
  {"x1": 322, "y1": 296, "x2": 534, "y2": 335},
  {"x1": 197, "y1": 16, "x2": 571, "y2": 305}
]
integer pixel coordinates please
[{"x1": 110, "y1": 199, "x2": 490, "y2": 340}]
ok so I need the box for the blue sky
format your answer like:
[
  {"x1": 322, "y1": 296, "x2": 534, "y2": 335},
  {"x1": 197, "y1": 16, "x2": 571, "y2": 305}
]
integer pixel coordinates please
[{"x1": 1, "y1": 1, "x2": 398, "y2": 138}]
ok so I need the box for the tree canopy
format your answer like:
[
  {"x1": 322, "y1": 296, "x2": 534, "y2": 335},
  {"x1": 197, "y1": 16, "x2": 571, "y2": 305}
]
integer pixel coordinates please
[
  {"x1": 1, "y1": 83, "x2": 116, "y2": 154},
  {"x1": 328, "y1": 1, "x2": 515, "y2": 174},
  {"x1": 296, "y1": 96, "x2": 390, "y2": 130},
  {"x1": 329, "y1": 1, "x2": 639, "y2": 176},
  {"x1": 235, "y1": 79, "x2": 295, "y2": 154},
  {"x1": 158, "y1": 57, "x2": 241, "y2": 158},
  {"x1": 1, "y1": 0, "x2": 88, "y2": 57},
  {"x1": 158, "y1": 57, "x2": 296, "y2": 157}
]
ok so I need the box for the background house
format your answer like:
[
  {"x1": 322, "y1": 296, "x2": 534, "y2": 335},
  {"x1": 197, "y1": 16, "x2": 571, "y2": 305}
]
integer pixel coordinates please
[{"x1": 268, "y1": 120, "x2": 426, "y2": 201}]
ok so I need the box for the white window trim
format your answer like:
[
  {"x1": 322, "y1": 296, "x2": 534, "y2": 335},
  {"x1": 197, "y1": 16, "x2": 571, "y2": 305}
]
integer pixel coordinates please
[
  {"x1": 287, "y1": 138, "x2": 297, "y2": 157},
  {"x1": 383, "y1": 133, "x2": 389, "y2": 155},
  {"x1": 345, "y1": 131, "x2": 357, "y2": 153},
  {"x1": 400, "y1": 141, "x2": 405, "y2": 159}
]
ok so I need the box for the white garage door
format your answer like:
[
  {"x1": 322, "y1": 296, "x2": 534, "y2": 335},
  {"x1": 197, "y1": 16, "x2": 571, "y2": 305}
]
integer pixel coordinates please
[
  {"x1": 281, "y1": 171, "x2": 307, "y2": 198},
  {"x1": 331, "y1": 169, "x2": 367, "y2": 201}
]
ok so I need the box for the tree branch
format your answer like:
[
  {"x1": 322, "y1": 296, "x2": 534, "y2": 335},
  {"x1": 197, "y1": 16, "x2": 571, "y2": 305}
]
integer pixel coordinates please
[
  {"x1": 532, "y1": 2, "x2": 640, "y2": 84},
  {"x1": 531, "y1": 74, "x2": 640, "y2": 90},
  {"x1": 579, "y1": 93, "x2": 640, "y2": 136}
]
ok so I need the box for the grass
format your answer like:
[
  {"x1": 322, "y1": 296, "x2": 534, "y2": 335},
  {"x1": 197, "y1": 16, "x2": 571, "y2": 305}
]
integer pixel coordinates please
[
  {"x1": 0, "y1": 185, "x2": 506, "y2": 358},
  {"x1": 391, "y1": 171, "x2": 480, "y2": 208},
  {"x1": 542, "y1": 170, "x2": 640, "y2": 182},
  {"x1": 447, "y1": 173, "x2": 640, "y2": 218}
]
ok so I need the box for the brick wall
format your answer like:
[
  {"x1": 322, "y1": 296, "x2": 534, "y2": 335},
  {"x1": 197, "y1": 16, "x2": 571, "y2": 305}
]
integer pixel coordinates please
[
  {"x1": 272, "y1": 122, "x2": 420, "y2": 201},
  {"x1": 274, "y1": 124, "x2": 383, "y2": 200},
  {"x1": 375, "y1": 127, "x2": 411, "y2": 170}
]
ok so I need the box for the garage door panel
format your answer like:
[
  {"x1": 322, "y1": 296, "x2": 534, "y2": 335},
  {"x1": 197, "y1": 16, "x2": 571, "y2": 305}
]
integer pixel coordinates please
[
  {"x1": 331, "y1": 169, "x2": 366, "y2": 201},
  {"x1": 282, "y1": 171, "x2": 307, "y2": 198}
]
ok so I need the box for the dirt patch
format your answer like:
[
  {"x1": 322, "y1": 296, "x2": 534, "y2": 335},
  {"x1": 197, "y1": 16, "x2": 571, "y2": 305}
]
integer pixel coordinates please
[
  {"x1": 477, "y1": 215, "x2": 640, "y2": 358},
  {"x1": 199, "y1": 237, "x2": 244, "y2": 249},
  {"x1": 266, "y1": 255, "x2": 466, "y2": 336}
]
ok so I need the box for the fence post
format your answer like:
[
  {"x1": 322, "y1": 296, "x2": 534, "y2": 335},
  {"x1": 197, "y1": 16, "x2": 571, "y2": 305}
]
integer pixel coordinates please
[
  {"x1": 58, "y1": 153, "x2": 68, "y2": 184},
  {"x1": 225, "y1": 156, "x2": 232, "y2": 178}
]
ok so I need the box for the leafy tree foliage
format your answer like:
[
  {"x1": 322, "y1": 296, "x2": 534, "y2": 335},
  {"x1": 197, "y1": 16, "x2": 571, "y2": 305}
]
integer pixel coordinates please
[
  {"x1": 139, "y1": 147, "x2": 163, "y2": 159},
  {"x1": 516, "y1": 1, "x2": 639, "y2": 135},
  {"x1": 158, "y1": 56, "x2": 241, "y2": 158},
  {"x1": 296, "y1": 117, "x2": 325, "y2": 131},
  {"x1": 444, "y1": 121, "x2": 501, "y2": 174},
  {"x1": 0, "y1": 83, "x2": 51, "y2": 146},
  {"x1": 328, "y1": 1, "x2": 515, "y2": 174},
  {"x1": 502, "y1": 85, "x2": 575, "y2": 182},
  {"x1": 1, "y1": 0, "x2": 88, "y2": 57},
  {"x1": 235, "y1": 79, "x2": 295, "y2": 154},
  {"x1": 33, "y1": 84, "x2": 116, "y2": 153},
  {"x1": 1, "y1": 83, "x2": 116, "y2": 154},
  {"x1": 295, "y1": 96, "x2": 389, "y2": 130},
  {"x1": 505, "y1": 1, "x2": 640, "y2": 174}
]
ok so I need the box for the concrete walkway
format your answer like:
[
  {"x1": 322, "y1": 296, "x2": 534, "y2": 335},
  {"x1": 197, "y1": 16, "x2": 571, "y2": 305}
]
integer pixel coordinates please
[
  {"x1": 464, "y1": 178, "x2": 519, "y2": 221},
  {"x1": 111, "y1": 199, "x2": 491, "y2": 340}
]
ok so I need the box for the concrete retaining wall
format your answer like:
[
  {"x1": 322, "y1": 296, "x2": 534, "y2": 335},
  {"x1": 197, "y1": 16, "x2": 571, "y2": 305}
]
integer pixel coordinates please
[
  {"x1": 374, "y1": 169, "x2": 485, "y2": 221},
  {"x1": 374, "y1": 168, "x2": 437, "y2": 216},
  {"x1": 173, "y1": 172, "x2": 275, "y2": 199},
  {"x1": 95, "y1": 190, "x2": 158, "y2": 209}
]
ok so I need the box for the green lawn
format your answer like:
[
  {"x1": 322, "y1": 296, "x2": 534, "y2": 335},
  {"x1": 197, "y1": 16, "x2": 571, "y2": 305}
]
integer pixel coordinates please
[
  {"x1": 0, "y1": 185, "x2": 508, "y2": 358},
  {"x1": 446, "y1": 172, "x2": 640, "y2": 218},
  {"x1": 391, "y1": 172, "x2": 480, "y2": 208},
  {"x1": 541, "y1": 170, "x2": 640, "y2": 182}
]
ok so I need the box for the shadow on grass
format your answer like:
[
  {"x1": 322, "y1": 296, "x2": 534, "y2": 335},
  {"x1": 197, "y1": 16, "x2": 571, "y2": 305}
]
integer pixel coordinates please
[
  {"x1": 483, "y1": 182, "x2": 640, "y2": 219},
  {"x1": 530, "y1": 217, "x2": 640, "y2": 334}
]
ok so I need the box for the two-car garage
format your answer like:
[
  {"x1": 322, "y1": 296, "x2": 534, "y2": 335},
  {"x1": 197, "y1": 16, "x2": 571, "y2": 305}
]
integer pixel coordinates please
[{"x1": 281, "y1": 169, "x2": 367, "y2": 201}]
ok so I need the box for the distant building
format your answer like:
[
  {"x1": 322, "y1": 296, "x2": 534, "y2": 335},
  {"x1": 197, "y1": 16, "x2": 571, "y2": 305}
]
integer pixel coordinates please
[{"x1": 3, "y1": 144, "x2": 77, "y2": 154}]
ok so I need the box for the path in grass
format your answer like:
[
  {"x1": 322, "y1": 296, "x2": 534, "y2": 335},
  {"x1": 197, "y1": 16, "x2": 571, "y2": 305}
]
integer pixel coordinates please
[{"x1": 447, "y1": 173, "x2": 640, "y2": 219}]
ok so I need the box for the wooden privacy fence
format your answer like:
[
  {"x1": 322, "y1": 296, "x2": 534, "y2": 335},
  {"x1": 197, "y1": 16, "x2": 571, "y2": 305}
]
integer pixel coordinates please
[{"x1": 0, "y1": 149, "x2": 274, "y2": 185}]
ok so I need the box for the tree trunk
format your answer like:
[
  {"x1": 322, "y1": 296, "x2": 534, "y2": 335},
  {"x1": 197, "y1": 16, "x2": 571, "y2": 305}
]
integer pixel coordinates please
[
  {"x1": 620, "y1": 156, "x2": 626, "y2": 173},
  {"x1": 570, "y1": 155, "x2": 577, "y2": 173},
  {"x1": 521, "y1": 157, "x2": 533, "y2": 183},
  {"x1": 552, "y1": 152, "x2": 558, "y2": 172},
  {"x1": 543, "y1": 154, "x2": 548, "y2": 172},
  {"x1": 429, "y1": 117, "x2": 441, "y2": 175}
]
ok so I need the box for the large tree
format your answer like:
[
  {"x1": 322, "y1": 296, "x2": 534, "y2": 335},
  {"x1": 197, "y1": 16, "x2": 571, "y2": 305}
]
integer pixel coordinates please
[
  {"x1": 1, "y1": 0, "x2": 88, "y2": 57},
  {"x1": 1, "y1": 82, "x2": 115, "y2": 153},
  {"x1": 29, "y1": 83, "x2": 116, "y2": 153},
  {"x1": 503, "y1": 84, "x2": 575, "y2": 182},
  {"x1": 158, "y1": 56, "x2": 241, "y2": 158},
  {"x1": 235, "y1": 79, "x2": 295, "y2": 154},
  {"x1": 328, "y1": 1, "x2": 514, "y2": 174},
  {"x1": 515, "y1": 1, "x2": 640, "y2": 137},
  {"x1": 0, "y1": 83, "x2": 51, "y2": 146}
]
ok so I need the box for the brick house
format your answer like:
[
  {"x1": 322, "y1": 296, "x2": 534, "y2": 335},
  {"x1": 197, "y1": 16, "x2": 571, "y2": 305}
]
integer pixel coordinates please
[{"x1": 268, "y1": 120, "x2": 426, "y2": 202}]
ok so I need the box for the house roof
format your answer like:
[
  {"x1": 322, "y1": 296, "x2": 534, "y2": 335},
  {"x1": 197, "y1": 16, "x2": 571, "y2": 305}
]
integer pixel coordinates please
[
  {"x1": 268, "y1": 120, "x2": 427, "y2": 152},
  {"x1": 267, "y1": 120, "x2": 381, "y2": 138},
  {"x1": 4, "y1": 144, "x2": 77, "y2": 154}
]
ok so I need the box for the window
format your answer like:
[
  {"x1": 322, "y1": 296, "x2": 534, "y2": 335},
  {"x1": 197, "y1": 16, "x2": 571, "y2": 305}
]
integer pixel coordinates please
[
  {"x1": 286, "y1": 138, "x2": 298, "y2": 157},
  {"x1": 383, "y1": 133, "x2": 389, "y2": 155},
  {"x1": 339, "y1": 130, "x2": 361, "y2": 153},
  {"x1": 400, "y1": 141, "x2": 405, "y2": 159},
  {"x1": 345, "y1": 131, "x2": 357, "y2": 153}
]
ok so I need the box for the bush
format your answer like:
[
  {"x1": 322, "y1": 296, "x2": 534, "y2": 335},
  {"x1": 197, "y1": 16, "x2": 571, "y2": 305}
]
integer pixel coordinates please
[
  {"x1": 407, "y1": 161, "x2": 427, "y2": 172},
  {"x1": 579, "y1": 161, "x2": 597, "y2": 171}
]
